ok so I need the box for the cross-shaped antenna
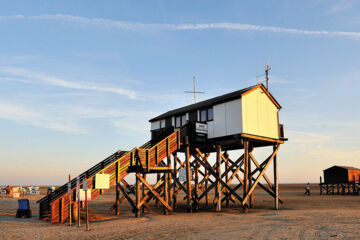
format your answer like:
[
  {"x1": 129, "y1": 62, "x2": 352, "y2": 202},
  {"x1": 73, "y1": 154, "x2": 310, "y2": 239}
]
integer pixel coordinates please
[{"x1": 185, "y1": 76, "x2": 205, "y2": 103}]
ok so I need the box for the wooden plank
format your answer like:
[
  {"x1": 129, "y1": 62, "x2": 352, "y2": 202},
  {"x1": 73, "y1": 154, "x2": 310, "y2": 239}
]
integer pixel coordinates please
[
  {"x1": 137, "y1": 174, "x2": 173, "y2": 211},
  {"x1": 195, "y1": 148, "x2": 244, "y2": 203},
  {"x1": 242, "y1": 144, "x2": 280, "y2": 206},
  {"x1": 185, "y1": 137, "x2": 192, "y2": 212}
]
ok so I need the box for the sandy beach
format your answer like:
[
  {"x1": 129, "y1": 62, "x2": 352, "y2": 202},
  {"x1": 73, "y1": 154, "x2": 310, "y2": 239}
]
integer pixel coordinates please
[{"x1": 1, "y1": 184, "x2": 359, "y2": 239}]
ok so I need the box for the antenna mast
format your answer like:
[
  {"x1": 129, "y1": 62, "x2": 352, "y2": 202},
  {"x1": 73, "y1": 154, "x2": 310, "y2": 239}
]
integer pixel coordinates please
[
  {"x1": 185, "y1": 76, "x2": 205, "y2": 103},
  {"x1": 265, "y1": 63, "x2": 272, "y2": 90}
]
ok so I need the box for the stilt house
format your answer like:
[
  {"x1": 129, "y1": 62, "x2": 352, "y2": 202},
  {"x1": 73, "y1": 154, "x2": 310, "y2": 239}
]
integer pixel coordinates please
[
  {"x1": 323, "y1": 166, "x2": 360, "y2": 184},
  {"x1": 149, "y1": 84, "x2": 285, "y2": 150}
]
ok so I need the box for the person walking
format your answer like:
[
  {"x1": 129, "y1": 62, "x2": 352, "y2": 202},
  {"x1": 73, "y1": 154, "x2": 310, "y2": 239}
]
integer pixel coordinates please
[{"x1": 304, "y1": 183, "x2": 310, "y2": 195}]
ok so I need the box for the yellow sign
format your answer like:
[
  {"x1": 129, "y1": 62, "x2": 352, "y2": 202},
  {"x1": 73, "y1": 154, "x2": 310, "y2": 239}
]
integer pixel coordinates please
[{"x1": 95, "y1": 174, "x2": 110, "y2": 189}]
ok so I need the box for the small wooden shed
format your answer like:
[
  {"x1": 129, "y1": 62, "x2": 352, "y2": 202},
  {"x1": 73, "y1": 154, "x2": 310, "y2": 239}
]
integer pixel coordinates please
[
  {"x1": 149, "y1": 84, "x2": 284, "y2": 148},
  {"x1": 323, "y1": 166, "x2": 360, "y2": 184}
]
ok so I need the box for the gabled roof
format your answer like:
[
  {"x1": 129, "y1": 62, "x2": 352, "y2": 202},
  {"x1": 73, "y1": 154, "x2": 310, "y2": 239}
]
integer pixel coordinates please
[
  {"x1": 149, "y1": 84, "x2": 281, "y2": 122},
  {"x1": 324, "y1": 165, "x2": 360, "y2": 171}
]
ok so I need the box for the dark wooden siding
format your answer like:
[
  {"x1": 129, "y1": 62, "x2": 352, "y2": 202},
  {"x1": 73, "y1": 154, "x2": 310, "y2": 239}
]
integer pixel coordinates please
[
  {"x1": 189, "y1": 110, "x2": 197, "y2": 122},
  {"x1": 323, "y1": 166, "x2": 359, "y2": 183}
]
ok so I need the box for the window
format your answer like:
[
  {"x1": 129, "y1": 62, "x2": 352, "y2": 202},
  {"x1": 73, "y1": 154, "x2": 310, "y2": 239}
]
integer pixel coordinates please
[
  {"x1": 208, "y1": 108, "x2": 213, "y2": 121},
  {"x1": 175, "y1": 116, "x2": 181, "y2": 128},
  {"x1": 200, "y1": 110, "x2": 207, "y2": 122},
  {"x1": 181, "y1": 115, "x2": 186, "y2": 126},
  {"x1": 200, "y1": 107, "x2": 213, "y2": 122},
  {"x1": 175, "y1": 114, "x2": 186, "y2": 128}
]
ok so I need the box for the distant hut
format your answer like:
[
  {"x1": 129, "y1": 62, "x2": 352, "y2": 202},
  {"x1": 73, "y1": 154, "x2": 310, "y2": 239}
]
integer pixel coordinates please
[{"x1": 323, "y1": 166, "x2": 360, "y2": 184}]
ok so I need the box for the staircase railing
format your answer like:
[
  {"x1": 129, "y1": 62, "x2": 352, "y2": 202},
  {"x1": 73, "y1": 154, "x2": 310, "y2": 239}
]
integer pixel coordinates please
[{"x1": 38, "y1": 127, "x2": 184, "y2": 223}]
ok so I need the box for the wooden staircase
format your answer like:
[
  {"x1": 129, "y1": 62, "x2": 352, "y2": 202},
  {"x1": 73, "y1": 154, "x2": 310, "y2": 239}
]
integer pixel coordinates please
[{"x1": 37, "y1": 128, "x2": 183, "y2": 223}]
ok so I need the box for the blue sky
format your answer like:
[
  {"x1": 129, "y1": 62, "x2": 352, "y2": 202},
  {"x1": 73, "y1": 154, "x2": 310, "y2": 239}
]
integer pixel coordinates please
[{"x1": 0, "y1": 0, "x2": 359, "y2": 185}]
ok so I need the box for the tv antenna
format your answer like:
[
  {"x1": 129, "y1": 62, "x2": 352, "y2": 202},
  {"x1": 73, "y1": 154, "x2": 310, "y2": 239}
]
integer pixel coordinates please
[
  {"x1": 255, "y1": 63, "x2": 272, "y2": 90},
  {"x1": 265, "y1": 63, "x2": 271, "y2": 90},
  {"x1": 185, "y1": 76, "x2": 204, "y2": 103}
]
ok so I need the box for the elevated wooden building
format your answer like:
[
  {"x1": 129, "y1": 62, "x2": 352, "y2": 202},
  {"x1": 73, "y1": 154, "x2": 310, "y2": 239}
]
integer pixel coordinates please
[
  {"x1": 320, "y1": 166, "x2": 360, "y2": 195},
  {"x1": 38, "y1": 84, "x2": 287, "y2": 223}
]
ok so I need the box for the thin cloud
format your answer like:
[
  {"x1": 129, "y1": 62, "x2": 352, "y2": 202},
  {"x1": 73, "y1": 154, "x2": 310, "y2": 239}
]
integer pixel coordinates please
[
  {"x1": 0, "y1": 101, "x2": 87, "y2": 133},
  {"x1": 328, "y1": 0, "x2": 360, "y2": 13},
  {"x1": 0, "y1": 66, "x2": 138, "y2": 99},
  {"x1": 1, "y1": 14, "x2": 360, "y2": 39}
]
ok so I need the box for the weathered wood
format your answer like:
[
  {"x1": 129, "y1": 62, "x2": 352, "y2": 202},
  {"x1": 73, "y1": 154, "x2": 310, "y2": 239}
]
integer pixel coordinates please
[
  {"x1": 243, "y1": 140, "x2": 249, "y2": 212},
  {"x1": 195, "y1": 148, "x2": 244, "y2": 204},
  {"x1": 273, "y1": 144, "x2": 279, "y2": 210},
  {"x1": 117, "y1": 183, "x2": 137, "y2": 211},
  {"x1": 137, "y1": 174, "x2": 173, "y2": 211},
  {"x1": 172, "y1": 152, "x2": 178, "y2": 209},
  {"x1": 185, "y1": 137, "x2": 192, "y2": 212},
  {"x1": 216, "y1": 145, "x2": 221, "y2": 212},
  {"x1": 68, "y1": 175, "x2": 72, "y2": 226},
  {"x1": 115, "y1": 161, "x2": 120, "y2": 215},
  {"x1": 243, "y1": 144, "x2": 280, "y2": 206},
  {"x1": 135, "y1": 173, "x2": 141, "y2": 217},
  {"x1": 194, "y1": 153, "x2": 199, "y2": 211}
]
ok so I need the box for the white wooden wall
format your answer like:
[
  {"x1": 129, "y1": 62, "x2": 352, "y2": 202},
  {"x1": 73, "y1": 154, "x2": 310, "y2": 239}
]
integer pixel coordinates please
[
  {"x1": 208, "y1": 88, "x2": 279, "y2": 139},
  {"x1": 241, "y1": 87, "x2": 279, "y2": 139}
]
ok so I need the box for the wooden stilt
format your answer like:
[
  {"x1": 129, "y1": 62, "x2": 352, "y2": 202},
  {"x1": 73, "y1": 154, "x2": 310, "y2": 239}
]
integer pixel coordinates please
[
  {"x1": 173, "y1": 152, "x2": 177, "y2": 209},
  {"x1": 243, "y1": 140, "x2": 249, "y2": 212},
  {"x1": 205, "y1": 163, "x2": 209, "y2": 207},
  {"x1": 224, "y1": 151, "x2": 229, "y2": 208},
  {"x1": 135, "y1": 173, "x2": 141, "y2": 217},
  {"x1": 249, "y1": 146, "x2": 254, "y2": 209},
  {"x1": 273, "y1": 144, "x2": 279, "y2": 210},
  {"x1": 84, "y1": 174, "x2": 90, "y2": 231},
  {"x1": 164, "y1": 172, "x2": 169, "y2": 215},
  {"x1": 194, "y1": 153, "x2": 199, "y2": 211},
  {"x1": 320, "y1": 176, "x2": 322, "y2": 195},
  {"x1": 115, "y1": 161, "x2": 120, "y2": 215},
  {"x1": 185, "y1": 137, "x2": 192, "y2": 212},
  {"x1": 155, "y1": 146, "x2": 160, "y2": 208},
  {"x1": 68, "y1": 175, "x2": 72, "y2": 226},
  {"x1": 142, "y1": 173, "x2": 146, "y2": 216},
  {"x1": 216, "y1": 145, "x2": 221, "y2": 212}
]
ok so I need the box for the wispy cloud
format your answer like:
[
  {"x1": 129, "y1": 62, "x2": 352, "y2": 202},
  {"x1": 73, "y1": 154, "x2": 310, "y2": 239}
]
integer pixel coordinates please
[
  {"x1": 0, "y1": 66, "x2": 138, "y2": 99},
  {"x1": 0, "y1": 101, "x2": 87, "y2": 133},
  {"x1": 328, "y1": 0, "x2": 360, "y2": 13},
  {"x1": 0, "y1": 14, "x2": 360, "y2": 40}
]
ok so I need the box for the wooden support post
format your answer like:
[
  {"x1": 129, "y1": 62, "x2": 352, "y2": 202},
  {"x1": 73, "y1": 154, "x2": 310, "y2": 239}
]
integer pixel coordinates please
[
  {"x1": 135, "y1": 173, "x2": 141, "y2": 217},
  {"x1": 77, "y1": 177, "x2": 81, "y2": 228},
  {"x1": 155, "y1": 146, "x2": 160, "y2": 208},
  {"x1": 115, "y1": 161, "x2": 120, "y2": 215},
  {"x1": 216, "y1": 145, "x2": 221, "y2": 212},
  {"x1": 273, "y1": 144, "x2": 279, "y2": 210},
  {"x1": 142, "y1": 173, "x2": 146, "y2": 216},
  {"x1": 243, "y1": 140, "x2": 249, "y2": 212},
  {"x1": 173, "y1": 152, "x2": 177, "y2": 209},
  {"x1": 224, "y1": 151, "x2": 229, "y2": 208},
  {"x1": 205, "y1": 161, "x2": 209, "y2": 207},
  {"x1": 194, "y1": 153, "x2": 199, "y2": 211},
  {"x1": 185, "y1": 136, "x2": 192, "y2": 212},
  {"x1": 164, "y1": 172, "x2": 169, "y2": 215},
  {"x1": 68, "y1": 175, "x2": 72, "y2": 226},
  {"x1": 249, "y1": 146, "x2": 254, "y2": 209},
  {"x1": 320, "y1": 176, "x2": 322, "y2": 195},
  {"x1": 85, "y1": 174, "x2": 90, "y2": 231}
]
